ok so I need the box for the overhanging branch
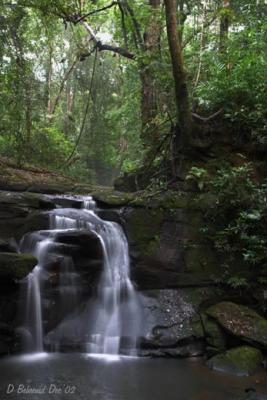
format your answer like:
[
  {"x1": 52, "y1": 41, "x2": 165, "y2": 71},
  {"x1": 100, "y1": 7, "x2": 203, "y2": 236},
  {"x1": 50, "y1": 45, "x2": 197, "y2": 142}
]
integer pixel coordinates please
[
  {"x1": 82, "y1": 21, "x2": 135, "y2": 60},
  {"x1": 75, "y1": 1, "x2": 118, "y2": 24}
]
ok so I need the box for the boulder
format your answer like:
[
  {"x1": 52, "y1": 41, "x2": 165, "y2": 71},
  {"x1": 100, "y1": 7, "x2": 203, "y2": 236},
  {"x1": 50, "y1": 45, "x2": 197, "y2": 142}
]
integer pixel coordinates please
[
  {"x1": 207, "y1": 346, "x2": 263, "y2": 376},
  {"x1": 0, "y1": 252, "x2": 37, "y2": 283},
  {"x1": 139, "y1": 287, "x2": 222, "y2": 356},
  {"x1": 54, "y1": 230, "x2": 102, "y2": 260},
  {"x1": 48, "y1": 196, "x2": 83, "y2": 209},
  {"x1": 206, "y1": 302, "x2": 267, "y2": 349},
  {"x1": 201, "y1": 314, "x2": 227, "y2": 354}
]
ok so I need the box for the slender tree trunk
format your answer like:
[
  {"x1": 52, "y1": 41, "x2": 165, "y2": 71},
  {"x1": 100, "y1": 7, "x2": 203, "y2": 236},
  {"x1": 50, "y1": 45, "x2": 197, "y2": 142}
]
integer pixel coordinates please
[
  {"x1": 46, "y1": 43, "x2": 53, "y2": 115},
  {"x1": 50, "y1": 58, "x2": 78, "y2": 116},
  {"x1": 164, "y1": 0, "x2": 192, "y2": 150},
  {"x1": 140, "y1": 0, "x2": 161, "y2": 149},
  {"x1": 219, "y1": 0, "x2": 230, "y2": 52}
]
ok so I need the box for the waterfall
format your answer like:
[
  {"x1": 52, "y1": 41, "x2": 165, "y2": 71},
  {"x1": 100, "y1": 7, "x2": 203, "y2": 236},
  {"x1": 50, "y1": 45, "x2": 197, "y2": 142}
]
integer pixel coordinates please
[
  {"x1": 19, "y1": 196, "x2": 141, "y2": 356},
  {"x1": 85, "y1": 208, "x2": 141, "y2": 356}
]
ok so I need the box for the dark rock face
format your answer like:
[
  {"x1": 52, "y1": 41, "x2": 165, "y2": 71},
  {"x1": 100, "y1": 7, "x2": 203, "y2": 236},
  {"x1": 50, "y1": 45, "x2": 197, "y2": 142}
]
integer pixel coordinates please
[
  {"x1": 123, "y1": 207, "x2": 220, "y2": 290},
  {"x1": 0, "y1": 252, "x2": 37, "y2": 356},
  {"x1": 206, "y1": 302, "x2": 267, "y2": 349},
  {"x1": 0, "y1": 239, "x2": 17, "y2": 253},
  {"x1": 48, "y1": 230, "x2": 103, "y2": 286},
  {"x1": 207, "y1": 346, "x2": 263, "y2": 376}
]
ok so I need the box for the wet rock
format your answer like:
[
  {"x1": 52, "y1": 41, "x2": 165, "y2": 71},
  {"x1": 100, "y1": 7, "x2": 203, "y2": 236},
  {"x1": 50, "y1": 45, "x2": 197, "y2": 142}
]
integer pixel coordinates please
[
  {"x1": 0, "y1": 323, "x2": 17, "y2": 355},
  {"x1": 54, "y1": 230, "x2": 102, "y2": 260},
  {"x1": 96, "y1": 209, "x2": 122, "y2": 224},
  {"x1": 139, "y1": 341, "x2": 204, "y2": 358},
  {"x1": 16, "y1": 212, "x2": 50, "y2": 240},
  {"x1": 206, "y1": 302, "x2": 267, "y2": 349},
  {"x1": 0, "y1": 238, "x2": 17, "y2": 253},
  {"x1": 207, "y1": 346, "x2": 263, "y2": 376},
  {"x1": 193, "y1": 314, "x2": 227, "y2": 355},
  {"x1": 0, "y1": 190, "x2": 54, "y2": 210},
  {"x1": 0, "y1": 252, "x2": 37, "y2": 282},
  {"x1": 139, "y1": 288, "x2": 221, "y2": 354},
  {"x1": 49, "y1": 196, "x2": 83, "y2": 209}
]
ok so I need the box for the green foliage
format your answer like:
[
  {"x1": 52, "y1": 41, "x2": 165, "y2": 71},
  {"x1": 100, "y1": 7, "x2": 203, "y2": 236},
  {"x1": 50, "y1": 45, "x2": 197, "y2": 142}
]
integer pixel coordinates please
[
  {"x1": 226, "y1": 276, "x2": 248, "y2": 290},
  {"x1": 195, "y1": 20, "x2": 267, "y2": 141},
  {"x1": 186, "y1": 167, "x2": 208, "y2": 190},
  {"x1": 204, "y1": 163, "x2": 267, "y2": 268}
]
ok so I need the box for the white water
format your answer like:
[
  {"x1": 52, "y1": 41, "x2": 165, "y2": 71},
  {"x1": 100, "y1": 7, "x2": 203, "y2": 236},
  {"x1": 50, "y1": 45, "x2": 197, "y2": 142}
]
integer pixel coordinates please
[
  {"x1": 87, "y1": 218, "x2": 141, "y2": 355},
  {"x1": 19, "y1": 196, "x2": 141, "y2": 356}
]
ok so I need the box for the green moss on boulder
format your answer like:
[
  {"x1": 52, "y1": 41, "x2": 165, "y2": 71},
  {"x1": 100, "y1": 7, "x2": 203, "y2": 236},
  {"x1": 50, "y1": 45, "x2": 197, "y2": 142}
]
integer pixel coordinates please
[
  {"x1": 0, "y1": 252, "x2": 37, "y2": 281},
  {"x1": 207, "y1": 346, "x2": 263, "y2": 376},
  {"x1": 206, "y1": 301, "x2": 267, "y2": 349}
]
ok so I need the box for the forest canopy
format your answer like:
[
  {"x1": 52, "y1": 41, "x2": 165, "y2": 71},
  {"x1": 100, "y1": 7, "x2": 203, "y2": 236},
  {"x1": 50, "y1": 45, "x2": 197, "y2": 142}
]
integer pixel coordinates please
[{"x1": 0, "y1": 0, "x2": 266, "y2": 184}]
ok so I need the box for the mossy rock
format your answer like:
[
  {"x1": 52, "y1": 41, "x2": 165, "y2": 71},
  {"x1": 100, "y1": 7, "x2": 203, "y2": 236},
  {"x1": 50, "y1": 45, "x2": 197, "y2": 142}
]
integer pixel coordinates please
[
  {"x1": 0, "y1": 252, "x2": 37, "y2": 281},
  {"x1": 204, "y1": 319, "x2": 227, "y2": 352},
  {"x1": 207, "y1": 346, "x2": 263, "y2": 376},
  {"x1": 184, "y1": 244, "x2": 219, "y2": 274},
  {"x1": 125, "y1": 208, "x2": 165, "y2": 254},
  {"x1": 92, "y1": 189, "x2": 135, "y2": 207},
  {"x1": 206, "y1": 302, "x2": 267, "y2": 349}
]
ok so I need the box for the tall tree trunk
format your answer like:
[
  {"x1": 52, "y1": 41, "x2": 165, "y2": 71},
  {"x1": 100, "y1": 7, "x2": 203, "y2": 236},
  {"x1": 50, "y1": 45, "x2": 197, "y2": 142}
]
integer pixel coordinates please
[
  {"x1": 140, "y1": 0, "x2": 161, "y2": 150},
  {"x1": 219, "y1": 0, "x2": 230, "y2": 52},
  {"x1": 164, "y1": 0, "x2": 192, "y2": 151}
]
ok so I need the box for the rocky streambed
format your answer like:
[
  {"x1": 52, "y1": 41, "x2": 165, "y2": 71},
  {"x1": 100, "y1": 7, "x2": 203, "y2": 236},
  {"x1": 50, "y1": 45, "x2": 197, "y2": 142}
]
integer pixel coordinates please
[{"x1": 0, "y1": 185, "x2": 267, "y2": 382}]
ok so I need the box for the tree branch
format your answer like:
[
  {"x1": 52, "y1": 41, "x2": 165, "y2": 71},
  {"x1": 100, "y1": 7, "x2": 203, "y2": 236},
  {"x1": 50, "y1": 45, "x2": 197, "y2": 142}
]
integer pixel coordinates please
[
  {"x1": 75, "y1": 1, "x2": 118, "y2": 23},
  {"x1": 182, "y1": 14, "x2": 217, "y2": 48},
  {"x1": 123, "y1": 0, "x2": 144, "y2": 48},
  {"x1": 192, "y1": 108, "x2": 224, "y2": 123},
  {"x1": 82, "y1": 21, "x2": 135, "y2": 59}
]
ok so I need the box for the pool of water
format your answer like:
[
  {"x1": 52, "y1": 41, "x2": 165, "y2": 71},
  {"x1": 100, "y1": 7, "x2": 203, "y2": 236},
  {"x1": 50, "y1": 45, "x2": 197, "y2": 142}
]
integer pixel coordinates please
[{"x1": 0, "y1": 354, "x2": 267, "y2": 400}]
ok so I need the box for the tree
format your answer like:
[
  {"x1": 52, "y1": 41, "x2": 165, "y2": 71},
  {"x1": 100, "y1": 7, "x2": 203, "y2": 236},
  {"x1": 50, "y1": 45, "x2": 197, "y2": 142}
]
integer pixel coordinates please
[
  {"x1": 164, "y1": 0, "x2": 192, "y2": 153},
  {"x1": 140, "y1": 0, "x2": 162, "y2": 148}
]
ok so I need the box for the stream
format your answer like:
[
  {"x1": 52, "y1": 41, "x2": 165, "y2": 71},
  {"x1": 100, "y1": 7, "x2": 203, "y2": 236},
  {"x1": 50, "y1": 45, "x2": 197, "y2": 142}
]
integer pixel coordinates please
[{"x1": 1, "y1": 353, "x2": 267, "y2": 400}]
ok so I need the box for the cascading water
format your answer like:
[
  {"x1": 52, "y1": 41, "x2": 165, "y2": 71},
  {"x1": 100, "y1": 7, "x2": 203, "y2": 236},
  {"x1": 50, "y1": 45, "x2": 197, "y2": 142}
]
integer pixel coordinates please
[
  {"x1": 86, "y1": 217, "x2": 141, "y2": 356},
  {"x1": 19, "y1": 196, "x2": 141, "y2": 356}
]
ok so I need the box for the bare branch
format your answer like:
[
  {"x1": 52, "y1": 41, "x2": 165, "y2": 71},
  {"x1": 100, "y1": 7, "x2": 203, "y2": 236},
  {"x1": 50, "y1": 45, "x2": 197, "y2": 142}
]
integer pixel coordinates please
[
  {"x1": 82, "y1": 21, "x2": 135, "y2": 59},
  {"x1": 75, "y1": 1, "x2": 118, "y2": 24}
]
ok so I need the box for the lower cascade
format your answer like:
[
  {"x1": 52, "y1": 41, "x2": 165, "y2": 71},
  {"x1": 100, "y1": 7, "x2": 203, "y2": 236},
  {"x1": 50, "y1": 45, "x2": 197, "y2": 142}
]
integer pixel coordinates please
[{"x1": 18, "y1": 196, "x2": 141, "y2": 356}]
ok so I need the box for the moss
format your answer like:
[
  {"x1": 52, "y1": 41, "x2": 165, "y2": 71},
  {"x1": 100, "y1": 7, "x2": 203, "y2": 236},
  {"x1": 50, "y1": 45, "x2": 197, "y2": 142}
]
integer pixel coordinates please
[
  {"x1": 89, "y1": 188, "x2": 135, "y2": 206},
  {"x1": 202, "y1": 313, "x2": 227, "y2": 351},
  {"x1": 0, "y1": 252, "x2": 37, "y2": 281},
  {"x1": 207, "y1": 346, "x2": 263, "y2": 376},
  {"x1": 207, "y1": 301, "x2": 267, "y2": 348},
  {"x1": 125, "y1": 208, "x2": 165, "y2": 254},
  {"x1": 184, "y1": 244, "x2": 219, "y2": 274}
]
